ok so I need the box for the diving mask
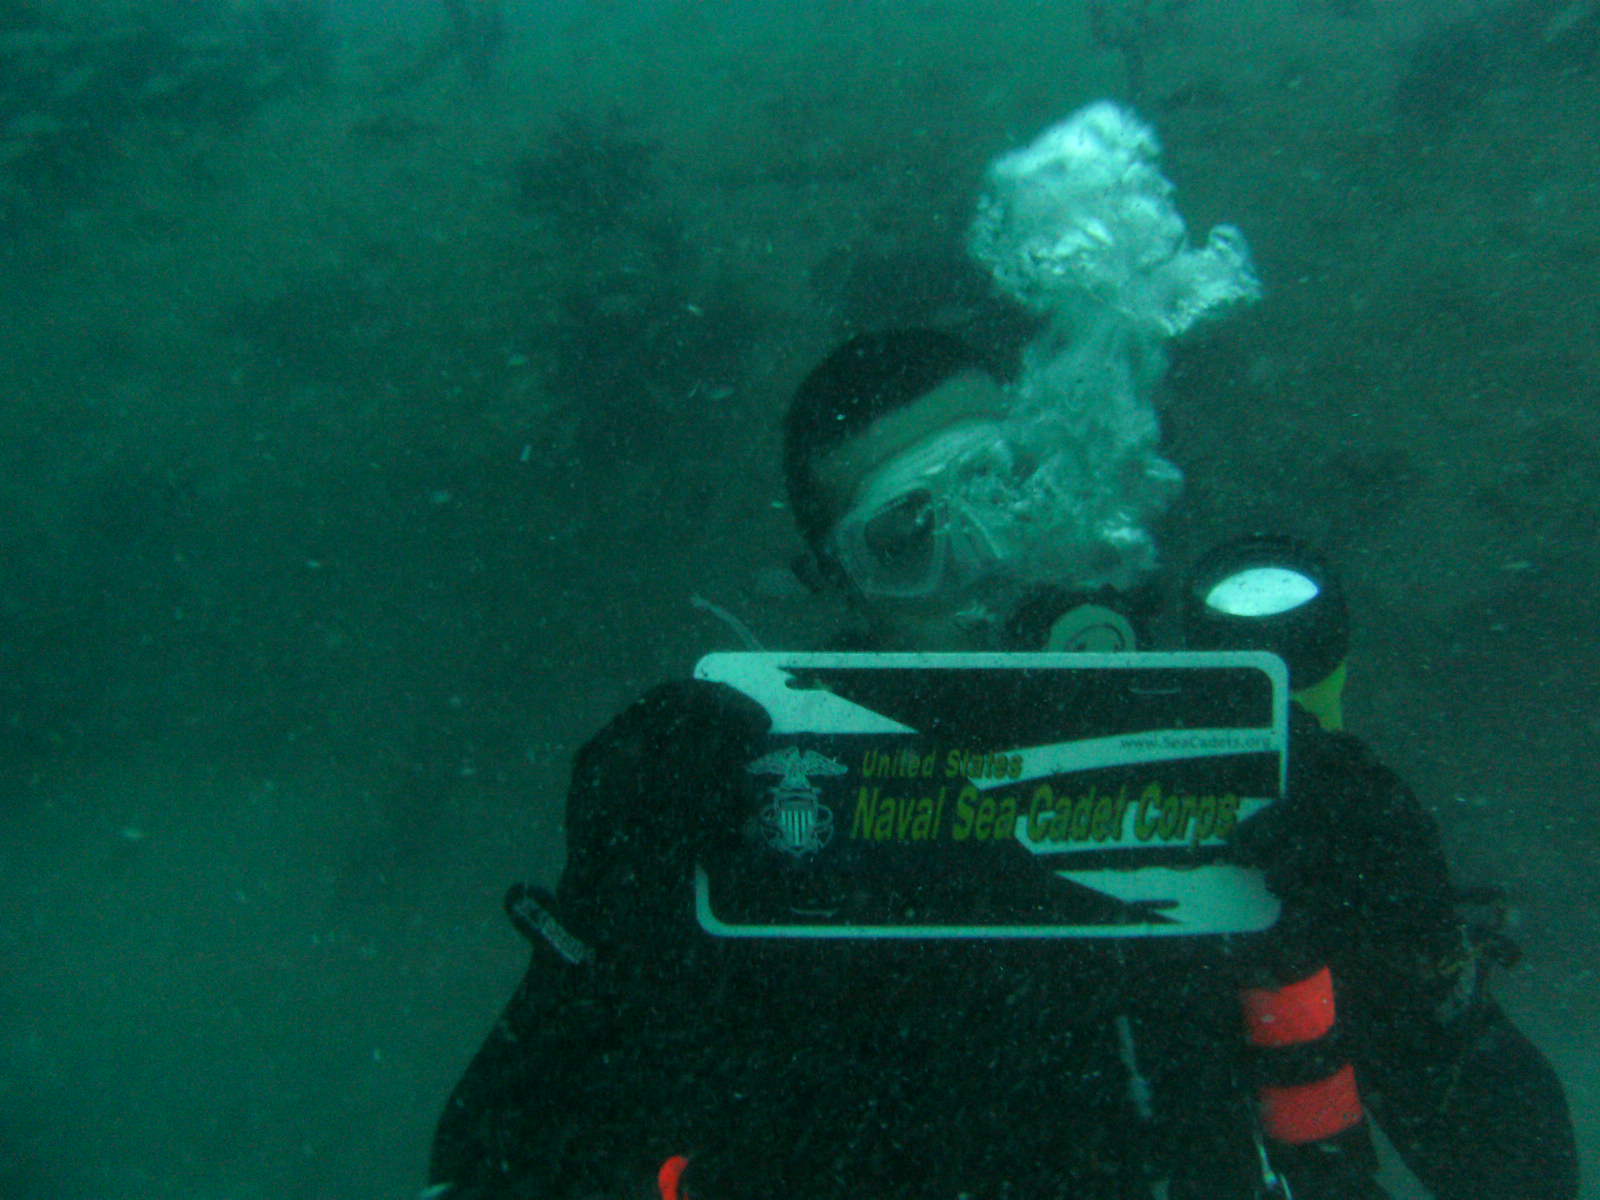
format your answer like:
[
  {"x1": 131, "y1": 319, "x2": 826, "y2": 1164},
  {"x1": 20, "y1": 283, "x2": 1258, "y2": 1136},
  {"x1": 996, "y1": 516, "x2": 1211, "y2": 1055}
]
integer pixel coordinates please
[{"x1": 827, "y1": 423, "x2": 1034, "y2": 601}]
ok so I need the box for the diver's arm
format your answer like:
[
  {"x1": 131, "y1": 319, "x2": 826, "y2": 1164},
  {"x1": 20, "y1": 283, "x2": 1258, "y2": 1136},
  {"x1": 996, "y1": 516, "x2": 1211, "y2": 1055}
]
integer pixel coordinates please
[
  {"x1": 1297, "y1": 731, "x2": 1578, "y2": 1200},
  {"x1": 428, "y1": 680, "x2": 770, "y2": 1199}
]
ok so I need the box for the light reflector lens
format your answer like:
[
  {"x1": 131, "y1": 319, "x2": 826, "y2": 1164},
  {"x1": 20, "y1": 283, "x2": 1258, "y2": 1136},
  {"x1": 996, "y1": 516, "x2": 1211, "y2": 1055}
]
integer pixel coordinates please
[{"x1": 1205, "y1": 567, "x2": 1319, "y2": 619}]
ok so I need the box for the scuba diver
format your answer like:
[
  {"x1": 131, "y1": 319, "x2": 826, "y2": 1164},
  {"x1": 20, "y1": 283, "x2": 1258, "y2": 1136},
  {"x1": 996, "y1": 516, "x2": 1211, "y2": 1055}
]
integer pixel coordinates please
[{"x1": 426, "y1": 104, "x2": 1577, "y2": 1199}]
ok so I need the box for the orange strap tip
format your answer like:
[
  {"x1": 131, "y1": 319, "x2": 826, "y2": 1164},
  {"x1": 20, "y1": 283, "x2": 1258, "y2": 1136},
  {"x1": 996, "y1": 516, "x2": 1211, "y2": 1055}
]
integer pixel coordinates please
[{"x1": 657, "y1": 1154, "x2": 691, "y2": 1200}]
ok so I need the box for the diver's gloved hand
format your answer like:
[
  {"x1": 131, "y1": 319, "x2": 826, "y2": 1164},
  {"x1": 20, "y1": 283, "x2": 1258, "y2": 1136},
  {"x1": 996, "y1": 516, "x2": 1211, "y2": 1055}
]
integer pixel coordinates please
[
  {"x1": 1231, "y1": 713, "x2": 1425, "y2": 971},
  {"x1": 1228, "y1": 715, "x2": 1342, "y2": 925},
  {"x1": 1233, "y1": 710, "x2": 1460, "y2": 970},
  {"x1": 1230, "y1": 795, "x2": 1335, "y2": 921},
  {"x1": 596, "y1": 678, "x2": 772, "y2": 777},
  {"x1": 557, "y1": 679, "x2": 772, "y2": 951}
]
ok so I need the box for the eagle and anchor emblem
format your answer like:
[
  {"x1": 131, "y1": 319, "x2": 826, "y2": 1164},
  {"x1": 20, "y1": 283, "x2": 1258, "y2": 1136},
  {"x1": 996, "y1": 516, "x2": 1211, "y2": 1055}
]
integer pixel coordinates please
[{"x1": 746, "y1": 746, "x2": 847, "y2": 857}]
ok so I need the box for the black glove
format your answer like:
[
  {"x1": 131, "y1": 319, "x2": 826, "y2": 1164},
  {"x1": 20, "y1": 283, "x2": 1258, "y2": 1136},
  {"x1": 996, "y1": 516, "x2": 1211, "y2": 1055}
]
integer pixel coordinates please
[
  {"x1": 1232, "y1": 710, "x2": 1459, "y2": 959},
  {"x1": 557, "y1": 679, "x2": 772, "y2": 952}
]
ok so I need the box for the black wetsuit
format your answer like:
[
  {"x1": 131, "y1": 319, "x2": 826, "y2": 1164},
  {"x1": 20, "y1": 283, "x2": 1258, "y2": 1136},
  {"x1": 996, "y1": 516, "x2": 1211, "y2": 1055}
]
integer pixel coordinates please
[{"x1": 429, "y1": 680, "x2": 1577, "y2": 1200}]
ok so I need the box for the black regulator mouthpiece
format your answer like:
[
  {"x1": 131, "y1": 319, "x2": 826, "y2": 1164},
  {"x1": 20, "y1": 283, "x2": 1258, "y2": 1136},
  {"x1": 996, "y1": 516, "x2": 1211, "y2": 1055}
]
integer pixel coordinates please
[{"x1": 1182, "y1": 535, "x2": 1348, "y2": 689}]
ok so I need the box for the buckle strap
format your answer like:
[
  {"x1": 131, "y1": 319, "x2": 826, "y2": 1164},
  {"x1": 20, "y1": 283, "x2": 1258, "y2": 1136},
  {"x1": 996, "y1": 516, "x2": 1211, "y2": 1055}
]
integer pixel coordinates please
[{"x1": 504, "y1": 883, "x2": 594, "y2": 965}]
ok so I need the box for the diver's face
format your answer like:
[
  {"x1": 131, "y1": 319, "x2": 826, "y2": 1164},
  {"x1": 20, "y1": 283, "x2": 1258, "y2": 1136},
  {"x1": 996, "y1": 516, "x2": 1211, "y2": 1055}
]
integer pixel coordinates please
[{"x1": 813, "y1": 371, "x2": 1022, "y2": 651}]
